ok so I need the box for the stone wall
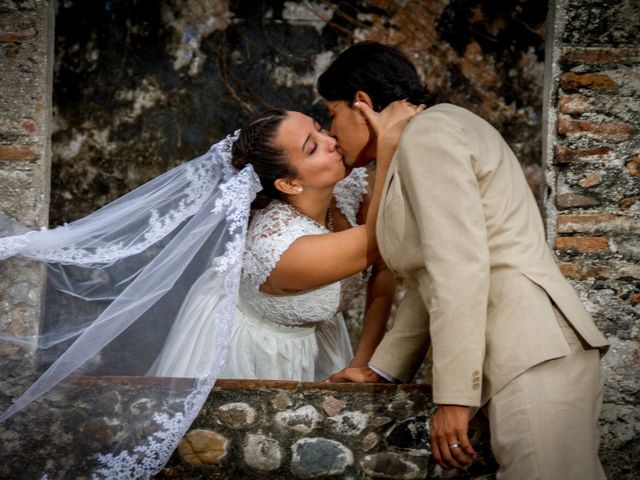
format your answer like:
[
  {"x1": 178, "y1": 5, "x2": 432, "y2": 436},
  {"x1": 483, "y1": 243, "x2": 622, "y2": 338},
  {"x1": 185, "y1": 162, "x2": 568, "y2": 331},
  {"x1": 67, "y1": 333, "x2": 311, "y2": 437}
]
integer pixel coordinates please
[
  {"x1": 0, "y1": 1, "x2": 54, "y2": 358},
  {"x1": 0, "y1": 377, "x2": 495, "y2": 479},
  {"x1": 159, "y1": 380, "x2": 496, "y2": 479},
  {"x1": 543, "y1": 0, "x2": 640, "y2": 478}
]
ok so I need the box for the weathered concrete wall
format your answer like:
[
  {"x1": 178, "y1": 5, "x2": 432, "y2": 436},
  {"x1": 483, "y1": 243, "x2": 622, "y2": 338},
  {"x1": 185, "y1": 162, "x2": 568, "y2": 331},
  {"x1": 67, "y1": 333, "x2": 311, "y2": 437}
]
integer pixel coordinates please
[
  {"x1": 0, "y1": 1, "x2": 54, "y2": 357},
  {"x1": 543, "y1": 0, "x2": 640, "y2": 478},
  {"x1": 0, "y1": 0, "x2": 53, "y2": 224},
  {"x1": 50, "y1": 0, "x2": 547, "y2": 226}
]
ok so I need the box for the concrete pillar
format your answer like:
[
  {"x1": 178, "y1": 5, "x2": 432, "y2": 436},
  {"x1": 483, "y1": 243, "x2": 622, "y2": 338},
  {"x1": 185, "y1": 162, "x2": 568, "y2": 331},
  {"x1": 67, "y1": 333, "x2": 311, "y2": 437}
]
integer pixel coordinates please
[
  {"x1": 0, "y1": 0, "x2": 55, "y2": 356},
  {"x1": 541, "y1": 0, "x2": 563, "y2": 240}
]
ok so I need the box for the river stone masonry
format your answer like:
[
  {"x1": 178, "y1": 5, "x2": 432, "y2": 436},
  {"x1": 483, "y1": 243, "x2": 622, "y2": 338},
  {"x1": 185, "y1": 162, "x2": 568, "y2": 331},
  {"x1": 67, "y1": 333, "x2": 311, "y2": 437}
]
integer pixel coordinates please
[{"x1": 156, "y1": 380, "x2": 497, "y2": 479}]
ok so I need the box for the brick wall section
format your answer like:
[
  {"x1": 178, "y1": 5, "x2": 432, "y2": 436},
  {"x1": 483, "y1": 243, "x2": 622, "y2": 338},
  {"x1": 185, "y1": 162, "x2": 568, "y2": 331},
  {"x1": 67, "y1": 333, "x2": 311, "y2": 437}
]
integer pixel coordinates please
[
  {"x1": 0, "y1": 1, "x2": 54, "y2": 355},
  {"x1": 544, "y1": 0, "x2": 640, "y2": 478}
]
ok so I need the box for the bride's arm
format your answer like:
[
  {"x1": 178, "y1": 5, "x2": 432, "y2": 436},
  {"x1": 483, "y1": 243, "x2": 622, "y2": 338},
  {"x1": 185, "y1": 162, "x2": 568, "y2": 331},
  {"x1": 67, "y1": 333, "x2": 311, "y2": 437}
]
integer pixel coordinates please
[
  {"x1": 349, "y1": 258, "x2": 396, "y2": 368},
  {"x1": 262, "y1": 101, "x2": 423, "y2": 294},
  {"x1": 346, "y1": 170, "x2": 395, "y2": 368}
]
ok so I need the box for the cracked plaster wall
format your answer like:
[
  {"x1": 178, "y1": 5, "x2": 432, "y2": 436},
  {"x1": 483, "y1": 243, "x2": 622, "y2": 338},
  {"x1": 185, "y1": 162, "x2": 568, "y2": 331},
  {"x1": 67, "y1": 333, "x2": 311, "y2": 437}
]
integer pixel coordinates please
[{"x1": 50, "y1": 0, "x2": 547, "y2": 225}]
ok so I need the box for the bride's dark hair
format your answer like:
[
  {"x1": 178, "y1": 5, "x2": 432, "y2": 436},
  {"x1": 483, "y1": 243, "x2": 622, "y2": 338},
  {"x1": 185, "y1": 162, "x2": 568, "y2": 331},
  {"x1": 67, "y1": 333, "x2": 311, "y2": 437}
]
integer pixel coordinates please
[{"x1": 232, "y1": 109, "x2": 296, "y2": 202}]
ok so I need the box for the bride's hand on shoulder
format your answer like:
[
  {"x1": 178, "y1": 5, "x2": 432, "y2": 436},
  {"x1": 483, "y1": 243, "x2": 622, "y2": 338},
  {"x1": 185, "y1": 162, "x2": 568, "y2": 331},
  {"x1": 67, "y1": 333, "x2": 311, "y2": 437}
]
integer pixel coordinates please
[{"x1": 355, "y1": 100, "x2": 426, "y2": 166}]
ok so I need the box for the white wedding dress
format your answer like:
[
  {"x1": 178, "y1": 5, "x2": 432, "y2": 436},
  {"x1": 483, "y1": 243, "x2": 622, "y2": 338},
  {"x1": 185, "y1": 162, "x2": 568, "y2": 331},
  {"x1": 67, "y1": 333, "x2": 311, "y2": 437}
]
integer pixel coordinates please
[{"x1": 149, "y1": 168, "x2": 369, "y2": 381}]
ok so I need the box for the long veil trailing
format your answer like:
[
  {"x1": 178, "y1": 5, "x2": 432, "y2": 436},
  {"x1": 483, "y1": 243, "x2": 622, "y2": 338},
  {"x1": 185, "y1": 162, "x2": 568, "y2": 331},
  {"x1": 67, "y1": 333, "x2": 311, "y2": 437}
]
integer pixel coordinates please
[{"x1": 0, "y1": 132, "x2": 261, "y2": 479}]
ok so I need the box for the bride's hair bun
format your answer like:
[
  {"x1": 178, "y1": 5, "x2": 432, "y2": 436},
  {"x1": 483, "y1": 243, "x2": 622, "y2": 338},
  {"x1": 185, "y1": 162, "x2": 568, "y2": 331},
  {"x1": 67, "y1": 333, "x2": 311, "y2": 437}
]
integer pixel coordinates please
[
  {"x1": 230, "y1": 110, "x2": 296, "y2": 202},
  {"x1": 230, "y1": 144, "x2": 250, "y2": 171}
]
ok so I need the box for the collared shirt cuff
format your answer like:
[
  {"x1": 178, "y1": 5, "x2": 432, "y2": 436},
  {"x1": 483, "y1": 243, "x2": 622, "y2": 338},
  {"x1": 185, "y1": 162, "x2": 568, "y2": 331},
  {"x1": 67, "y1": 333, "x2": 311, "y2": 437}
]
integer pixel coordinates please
[{"x1": 369, "y1": 364, "x2": 402, "y2": 384}]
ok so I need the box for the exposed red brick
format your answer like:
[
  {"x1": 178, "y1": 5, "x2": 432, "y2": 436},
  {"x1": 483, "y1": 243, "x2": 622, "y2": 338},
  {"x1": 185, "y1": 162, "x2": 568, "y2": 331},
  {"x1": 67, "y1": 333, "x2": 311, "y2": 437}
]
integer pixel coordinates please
[
  {"x1": 559, "y1": 262, "x2": 614, "y2": 280},
  {"x1": 0, "y1": 144, "x2": 37, "y2": 161},
  {"x1": 557, "y1": 117, "x2": 636, "y2": 141},
  {"x1": 557, "y1": 214, "x2": 621, "y2": 233},
  {"x1": 556, "y1": 193, "x2": 600, "y2": 210},
  {"x1": 575, "y1": 147, "x2": 613, "y2": 158},
  {"x1": 555, "y1": 236, "x2": 609, "y2": 253},
  {"x1": 19, "y1": 119, "x2": 37, "y2": 134},
  {"x1": 561, "y1": 47, "x2": 640, "y2": 65},
  {"x1": 579, "y1": 172, "x2": 603, "y2": 188},
  {"x1": 559, "y1": 262, "x2": 580, "y2": 279},
  {"x1": 559, "y1": 94, "x2": 592, "y2": 114},
  {"x1": 625, "y1": 156, "x2": 640, "y2": 176},
  {"x1": 555, "y1": 146, "x2": 575, "y2": 164},
  {"x1": 0, "y1": 28, "x2": 37, "y2": 43},
  {"x1": 619, "y1": 197, "x2": 636, "y2": 211},
  {"x1": 560, "y1": 72, "x2": 618, "y2": 92},
  {"x1": 631, "y1": 292, "x2": 640, "y2": 307},
  {"x1": 555, "y1": 146, "x2": 613, "y2": 164}
]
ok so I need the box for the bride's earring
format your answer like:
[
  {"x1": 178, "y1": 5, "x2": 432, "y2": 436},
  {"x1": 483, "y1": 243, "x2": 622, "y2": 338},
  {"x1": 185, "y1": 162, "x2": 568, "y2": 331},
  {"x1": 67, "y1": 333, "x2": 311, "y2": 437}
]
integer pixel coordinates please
[{"x1": 297, "y1": 187, "x2": 304, "y2": 193}]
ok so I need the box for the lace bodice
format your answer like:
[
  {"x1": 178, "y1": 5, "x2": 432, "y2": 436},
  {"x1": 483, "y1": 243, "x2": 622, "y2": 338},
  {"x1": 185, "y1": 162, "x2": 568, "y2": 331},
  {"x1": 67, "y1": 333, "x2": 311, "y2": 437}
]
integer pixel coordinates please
[{"x1": 239, "y1": 168, "x2": 368, "y2": 327}]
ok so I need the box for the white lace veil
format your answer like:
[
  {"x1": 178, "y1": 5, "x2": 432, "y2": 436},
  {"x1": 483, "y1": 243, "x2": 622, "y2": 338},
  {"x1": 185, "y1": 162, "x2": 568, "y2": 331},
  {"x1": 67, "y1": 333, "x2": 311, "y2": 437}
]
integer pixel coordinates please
[{"x1": 0, "y1": 132, "x2": 261, "y2": 479}]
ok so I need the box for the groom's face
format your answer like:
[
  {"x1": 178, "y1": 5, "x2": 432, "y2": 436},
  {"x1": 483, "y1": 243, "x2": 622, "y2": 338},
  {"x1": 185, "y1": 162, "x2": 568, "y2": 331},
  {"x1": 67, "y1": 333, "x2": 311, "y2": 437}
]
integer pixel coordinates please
[{"x1": 325, "y1": 100, "x2": 375, "y2": 168}]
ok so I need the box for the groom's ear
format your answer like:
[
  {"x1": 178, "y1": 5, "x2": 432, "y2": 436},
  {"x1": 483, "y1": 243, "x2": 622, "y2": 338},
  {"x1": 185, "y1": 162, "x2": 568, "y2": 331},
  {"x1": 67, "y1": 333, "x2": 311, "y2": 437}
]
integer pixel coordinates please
[
  {"x1": 353, "y1": 91, "x2": 374, "y2": 109},
  {"x1": 274, "y1": 177, "x2": 303, "y2": 196}
]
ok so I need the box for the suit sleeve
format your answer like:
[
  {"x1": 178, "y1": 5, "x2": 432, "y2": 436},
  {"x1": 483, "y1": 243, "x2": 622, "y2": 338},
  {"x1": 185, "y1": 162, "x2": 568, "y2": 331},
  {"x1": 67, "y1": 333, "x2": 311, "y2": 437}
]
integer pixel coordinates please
[
  {"x1": 399, "y1": 112, "x2": 490, "y2": 406},
  {"x1": 369, "y1": 282, "x2": 430, "y2": 383}
]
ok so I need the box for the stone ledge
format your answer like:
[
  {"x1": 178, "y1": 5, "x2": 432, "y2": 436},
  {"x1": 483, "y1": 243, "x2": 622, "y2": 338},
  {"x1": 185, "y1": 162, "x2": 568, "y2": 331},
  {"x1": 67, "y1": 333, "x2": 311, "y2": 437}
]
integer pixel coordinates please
[
  {"x1": 159, "y1": 378, "x2": 496, "y2": 479},
  {"x1": 0, "y1": 376, "x2": 496, "y2": 479}
]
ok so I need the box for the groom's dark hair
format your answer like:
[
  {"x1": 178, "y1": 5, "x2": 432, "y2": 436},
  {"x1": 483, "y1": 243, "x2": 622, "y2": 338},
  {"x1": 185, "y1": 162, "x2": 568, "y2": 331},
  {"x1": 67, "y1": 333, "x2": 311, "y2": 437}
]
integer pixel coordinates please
[{"x1": 317, "y1": 42, "x2": 432, "y2": 111}]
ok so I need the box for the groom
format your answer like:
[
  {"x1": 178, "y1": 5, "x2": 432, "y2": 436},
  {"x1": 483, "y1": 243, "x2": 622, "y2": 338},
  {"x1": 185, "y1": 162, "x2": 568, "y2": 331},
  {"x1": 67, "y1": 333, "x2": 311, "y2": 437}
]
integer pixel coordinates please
[{"x1": 319, "y1": 42, "x2": 609, "y2": 479}]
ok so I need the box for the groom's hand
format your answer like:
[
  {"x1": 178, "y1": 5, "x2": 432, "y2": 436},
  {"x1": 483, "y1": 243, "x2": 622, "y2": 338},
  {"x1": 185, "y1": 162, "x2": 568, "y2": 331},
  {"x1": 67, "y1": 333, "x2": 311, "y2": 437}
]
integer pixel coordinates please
[
  {"x1": 326, "y1": 366, "x2": 387, "y2": 383},
  {"x1": 430, "y1": 404, "x2": 477, "y2": 470}
]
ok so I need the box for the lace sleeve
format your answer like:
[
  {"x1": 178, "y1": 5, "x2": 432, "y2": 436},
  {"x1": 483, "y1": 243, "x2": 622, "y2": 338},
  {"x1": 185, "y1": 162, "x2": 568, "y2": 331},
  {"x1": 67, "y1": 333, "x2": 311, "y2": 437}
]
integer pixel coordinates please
[
  {"x1": 333, "y1": 167, "x2": 368, "y2": 227},
  {"x1": 242, "y1": 200, "x2": 322, "y2": 289}
]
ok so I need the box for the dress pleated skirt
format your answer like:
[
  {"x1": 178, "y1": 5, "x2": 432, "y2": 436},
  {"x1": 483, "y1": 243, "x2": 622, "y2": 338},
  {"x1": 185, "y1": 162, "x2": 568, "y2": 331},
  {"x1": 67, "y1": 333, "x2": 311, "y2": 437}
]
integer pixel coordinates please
[{"x1": 220, "y1": 299, "x2": 353, "y2": 382}]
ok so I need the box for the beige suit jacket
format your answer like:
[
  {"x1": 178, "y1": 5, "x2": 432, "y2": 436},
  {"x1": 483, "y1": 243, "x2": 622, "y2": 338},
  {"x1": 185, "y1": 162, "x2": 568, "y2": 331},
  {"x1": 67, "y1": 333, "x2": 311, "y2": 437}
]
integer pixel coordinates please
[{"x1": 370, "y1": 104, "x2": 608, "y2": 407}]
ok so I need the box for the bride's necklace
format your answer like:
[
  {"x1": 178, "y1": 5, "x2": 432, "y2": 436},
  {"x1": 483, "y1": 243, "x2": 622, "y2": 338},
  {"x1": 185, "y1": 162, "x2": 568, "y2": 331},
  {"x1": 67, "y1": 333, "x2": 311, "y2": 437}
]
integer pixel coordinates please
[{"x1": 287, "y1": 203, "x2": 334, "y2": 232}]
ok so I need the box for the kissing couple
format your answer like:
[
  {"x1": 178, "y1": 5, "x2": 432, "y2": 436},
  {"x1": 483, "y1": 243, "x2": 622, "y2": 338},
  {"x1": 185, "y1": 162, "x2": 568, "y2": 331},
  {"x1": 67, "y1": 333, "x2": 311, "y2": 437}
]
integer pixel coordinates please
[{"x1": 0, "y1": 42, "x2": 608, "y2": 479}]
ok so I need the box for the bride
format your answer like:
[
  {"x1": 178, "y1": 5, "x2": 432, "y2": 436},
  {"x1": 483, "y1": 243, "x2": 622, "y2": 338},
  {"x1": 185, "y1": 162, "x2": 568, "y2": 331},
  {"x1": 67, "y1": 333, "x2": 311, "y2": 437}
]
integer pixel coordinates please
[
  {"x1": 0, "y1": 100, "x2": 421, "y2": 479},
  {"x1": 149, "y1": 108, "x2": 403, "y2": 381},
  {"x1": 148, "y1": 110, "x2": 378, "y2": 381}
]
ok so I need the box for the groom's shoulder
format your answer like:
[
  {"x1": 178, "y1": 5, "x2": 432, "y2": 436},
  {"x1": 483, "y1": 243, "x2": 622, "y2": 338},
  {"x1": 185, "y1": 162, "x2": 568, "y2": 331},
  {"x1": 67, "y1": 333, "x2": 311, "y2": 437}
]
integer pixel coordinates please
[
  {"x1": 417, "y1": 103, "x2": 481, "y2": 125},
  {"x1": 402, "y1": 103, "x2": 474, "y2": 137},
  {"x1": 405, "y1": 103, "x2": 495, "y2": 139}
]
